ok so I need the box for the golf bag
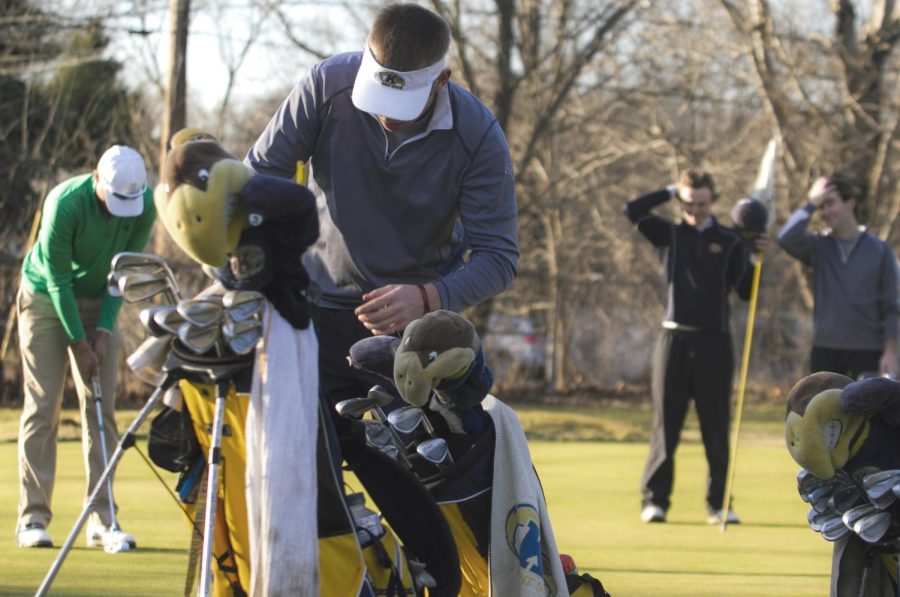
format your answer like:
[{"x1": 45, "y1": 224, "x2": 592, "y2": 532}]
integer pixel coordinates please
[{"x1": 176, "y1": 379, "x2": 458, "y2": 596}]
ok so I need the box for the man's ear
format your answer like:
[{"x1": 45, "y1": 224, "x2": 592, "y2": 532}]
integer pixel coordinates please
[{"x1": 437, "y1": 68, "x2": 452, "y2": 86}]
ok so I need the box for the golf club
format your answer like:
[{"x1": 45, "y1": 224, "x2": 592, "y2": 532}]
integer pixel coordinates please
[
  {"x1": 117, "y1": 272, "x2": 173, "y2": 304},
  {"x1": 863, "y1": 470, "x2": 900, "y2": 507},
  {"x1": 852, "y1": 511, "x2": 893, "y2": 543},
  {"x1": 416, "y1": 438, "x2": 453, "y2": 471},
  {"x1": 89, "y1": 377, "x2": 132, "y2": 553},
  {"x1": 154, "y1": 306, "x2": 187, "y2": 336},
  {"x1": 177, "y1": 321, "x2": 221, "y2": 355},
  {"x1": 828, "y1": 484, "x2": 863, "y2": 514},
  {"x1": 222, "y1": 318, "x2": 262, "y2": 355},
  {"x1": 139, "y1": 305, "x2": 174, "y2": 338},
  {"x1": 335, "y1": 388, "x2": 412, "y2": 468},
  {"x1": 222, "y1": 290, "x2": 265, "y2": 322},
  {"x1": 820, "y1": 515, "x2": 851, "y2": 541},
  {"x1": 177, "y1": 298, "x2": 224, "y2": 328},
  {"x1": 387, "y1": 405, "x2": 436, "y2": 437},
  {"x1": 111, "y1": 252, "x2": 182, "y2": 302}
]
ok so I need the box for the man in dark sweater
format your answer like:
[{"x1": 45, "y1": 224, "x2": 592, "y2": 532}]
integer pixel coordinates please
[
  {"x1": 778, "y1": 174, "x2": 898, "y2": 379},
  {"x1": 625, "y1": 169, "x2": 767, "y2": 525}
]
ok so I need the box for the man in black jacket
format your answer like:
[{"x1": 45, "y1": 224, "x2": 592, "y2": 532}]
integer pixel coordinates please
[{"x1": 625, "y1": 169, "x2": 768, "y2": 525}]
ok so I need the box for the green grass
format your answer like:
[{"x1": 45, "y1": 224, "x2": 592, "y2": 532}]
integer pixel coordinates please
[{"x1": 0, "y1": 403, "x2": 830, "y2": 596}]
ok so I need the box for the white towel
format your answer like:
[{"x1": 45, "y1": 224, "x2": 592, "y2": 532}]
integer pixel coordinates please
[
  {"x1": 484, "y1": 394, "x2": 568, "y2": 597},
  {"x1": 246, "y1": 304, "x2": 319, "y2": 596}
]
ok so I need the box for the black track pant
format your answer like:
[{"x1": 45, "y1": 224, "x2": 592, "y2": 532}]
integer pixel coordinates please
[
  {"x1": 809, "y1": 346, "x2": 882, "y2": 381},
  {"x1": 312, "y1": 306, "x2": 400, "y2": 408},
  {"x1": 640, "y1": 329, "x2": 734, "y2": 512}
]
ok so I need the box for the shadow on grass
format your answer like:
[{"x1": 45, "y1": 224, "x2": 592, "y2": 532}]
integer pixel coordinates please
[{"x1": 582, "y1": 565, "x2": 828, "y2": 579}]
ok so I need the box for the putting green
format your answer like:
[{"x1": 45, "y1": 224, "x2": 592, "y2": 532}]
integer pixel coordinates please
[{"x1": 0, "y1": 406, "x2": 831, "y2": 596}]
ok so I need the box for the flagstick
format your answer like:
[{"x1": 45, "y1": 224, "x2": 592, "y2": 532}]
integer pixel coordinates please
[{"x1": 721, "y1": 253, "x2": 763, "y2": 532}]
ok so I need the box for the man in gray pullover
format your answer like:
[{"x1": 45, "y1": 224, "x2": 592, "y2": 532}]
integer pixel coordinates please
[
  {"x1": 245, "y1": 4, "x2": 518, "y2": 404},
  {"x1": 778, "y1": 175, "x2": 898, "y2": 379}
]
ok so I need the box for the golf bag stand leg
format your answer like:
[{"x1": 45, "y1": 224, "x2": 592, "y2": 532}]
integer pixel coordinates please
[
  {"x1": 91, "y1": 377, "x2": 122, "y2": 538},
  {"x1": 198, "y1": 379, "x2": 230, "y2": 597},
  {"x1": 35, "y1": 379, "x2": 174, "y2": 597}
]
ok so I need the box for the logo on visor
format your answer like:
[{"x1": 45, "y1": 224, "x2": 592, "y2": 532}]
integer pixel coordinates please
[{"x1": 377, "y1": 71, "x2": 406, "y2": 89}]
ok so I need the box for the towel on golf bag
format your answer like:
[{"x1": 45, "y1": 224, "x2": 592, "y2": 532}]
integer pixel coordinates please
[
  {"x1": 484, "y1": 394, "x2": 568, "y2": 596},
  {"x1": 246, "y1": 304, "x2": 319, "y2": 596}
]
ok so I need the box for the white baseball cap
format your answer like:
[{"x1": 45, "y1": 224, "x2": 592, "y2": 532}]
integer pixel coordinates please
[
  {"x1": 351, "y1": 43, "x2": 447, "y2": 121},
  {"x1": 97, "y1": 145, "x2": 147, "y2": 217}
]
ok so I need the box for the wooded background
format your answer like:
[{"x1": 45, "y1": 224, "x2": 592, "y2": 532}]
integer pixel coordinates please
[{"x1": 1, "y1": 0, "x2": 898, "y2": 404}]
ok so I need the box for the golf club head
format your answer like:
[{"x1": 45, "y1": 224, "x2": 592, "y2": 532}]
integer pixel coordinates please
[
  {"x1": 808, "y1": 507, "x2": 829, "y2": 532},
  {"x1": 117, "y1": 272, "x2": 172, "y2": 303},
  {"x1": 106, "y1": 271, "x2": 123, "y2": 298},
  {"x1": 177, "y1": 298, "x2": 224, "y2": 328},
  {"x1": 364, "y1": 421, "x2": 392, "y2": 449},
  {"x1": 367, "y1": 385, "x2": 396, "y2": 408},
  {"x1": 127, "y1": 336, "x2": 170, "y2": 386},
  {"x1": 139, "y1": 306, "x2": 172, "y2": 338},
  {"x1": 154, "y1": 306, "x2": 187, "y2": 335},
  {"x1": 416, "y1": 438, "x2": 452, "y2": 469},
  {"x1": 870, "y1": 491, "x2": 897, "y2": 511},
  {"x1": 387, "y1": 406, "x2": 426, "y2": 435},
  {"x1": 798, "y1": 469, "x2": 831, "y2": 500},
  {"x1": 863, "y1": 470, "x2": 900, "y2": 501},
  {"x1": 111, "y1": 252, "x2": 181, "y2": 299},
  {"x1": 222, "y1": 290, "x2": 266, "y2": 322},
  {"x1": 379, "y1": 444, "x2": 400, "y2": 460},
  {"x1": 177, "y1": 321, "x2": 220, "y2": 355},
  {"x1": 852, "y1": 511, "x2": 892, "y2": 543},
  {"x1": 842, "y1": 504, "x2": 878, "y2": 531},
  {"x1": 336, "y1": 396, "x2": 384, "y2": 419},
  {"x1": 828, "y1": 484, "x2": 863, "y2": 514},
  {"x1": 820, "y1": 516, "x2": 851, "y2": 541},
  {"x1": 111, "y1": 252, "x2": 170, "y2": 277},
  {"x1": 810, "y1": 485, "x2": 837, "y2": 513},
  {"x1": 222, "y1": 318, "x2": 262, "y2": 355}
]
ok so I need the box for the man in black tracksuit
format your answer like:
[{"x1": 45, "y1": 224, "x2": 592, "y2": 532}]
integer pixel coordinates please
[{"x1": 625, "y1": 170, "x2": 766, "y2": 525}]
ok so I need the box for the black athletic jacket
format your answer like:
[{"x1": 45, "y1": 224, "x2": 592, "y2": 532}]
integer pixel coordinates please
[{"x1": 625, "y1": 189, "x2": 754, "y2": 332}]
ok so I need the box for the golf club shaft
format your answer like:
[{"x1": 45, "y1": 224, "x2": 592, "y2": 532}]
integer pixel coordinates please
[
  {"x1": 199, "y1": 381, "x2": 229, "y2": 597},
  {"x1": 91, "y1": 377, "x2": 120, "y2": 531},
  {"x1": 721, "y1": 256, "x2": 763, "y2": 532},
  {"x1": 35, "y1": 381, "x2": 172, "y2": 597}
]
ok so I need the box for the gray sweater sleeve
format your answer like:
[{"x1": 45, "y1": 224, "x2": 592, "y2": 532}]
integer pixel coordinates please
[
  {"x1": 879, "y1": 243, "x2": 899, "y2": 341},
  {"x1": 435, "y1": 122, "x2": 519, "y2": 312},
  {"x1": 244, "y1": 66, "x2": 321, "y2": 177},
  {"x1": 777, "y1": 205, "x2": 817, "y2": 266}
]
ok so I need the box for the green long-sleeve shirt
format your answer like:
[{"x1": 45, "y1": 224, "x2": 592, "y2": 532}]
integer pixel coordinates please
[{"x1": 21, "y1": 173, "x2": 156, "y2": 343}]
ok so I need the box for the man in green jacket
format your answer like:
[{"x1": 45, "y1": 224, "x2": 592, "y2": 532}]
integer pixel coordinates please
[{"x1": 15, "y1": 145, "x2": 156, "y2": 549}]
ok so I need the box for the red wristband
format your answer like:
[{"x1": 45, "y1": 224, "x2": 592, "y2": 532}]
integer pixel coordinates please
[{"x1": 417, "y1": 284, "x2": 431, "y2": 314}]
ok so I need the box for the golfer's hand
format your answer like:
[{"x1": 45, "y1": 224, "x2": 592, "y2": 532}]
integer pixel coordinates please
[
  {"x1": 356, "y1": 284, "x2": 434, "y2": 336},
  {"x1": 72, "y1": 340, "x2": 99, "y2": 383},
  {"x1": 880, "y1": 345, "x2": 898, "y2": 378},
  {"x1": 808, "y1": 177, "x2": 836, "y2": 207},
  {"x1": 751, "y1": 236, "x2": 770, "y2": 255},
  {"x1": 92, "y1": 330, "x2": 110, "y2": 367}
]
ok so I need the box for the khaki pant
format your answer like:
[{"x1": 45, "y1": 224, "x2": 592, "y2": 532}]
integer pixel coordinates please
[{"x1": 16, "y1": 285, "x2": 122, "y2": 531}]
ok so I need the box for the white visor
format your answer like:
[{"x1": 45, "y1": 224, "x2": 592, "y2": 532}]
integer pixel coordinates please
[{"x1": 351, "y1": 43, "x2": 447, "y2": 121}]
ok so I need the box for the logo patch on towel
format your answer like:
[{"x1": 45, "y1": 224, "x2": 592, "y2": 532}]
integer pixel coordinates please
[{"x1": 505, "y1": 503, "x2": 546, "y2": 593}]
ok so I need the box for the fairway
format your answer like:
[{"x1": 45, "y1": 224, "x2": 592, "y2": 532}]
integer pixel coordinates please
[{"x1": 0, "y1": 406, "x2": 832, "y2": 596}]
